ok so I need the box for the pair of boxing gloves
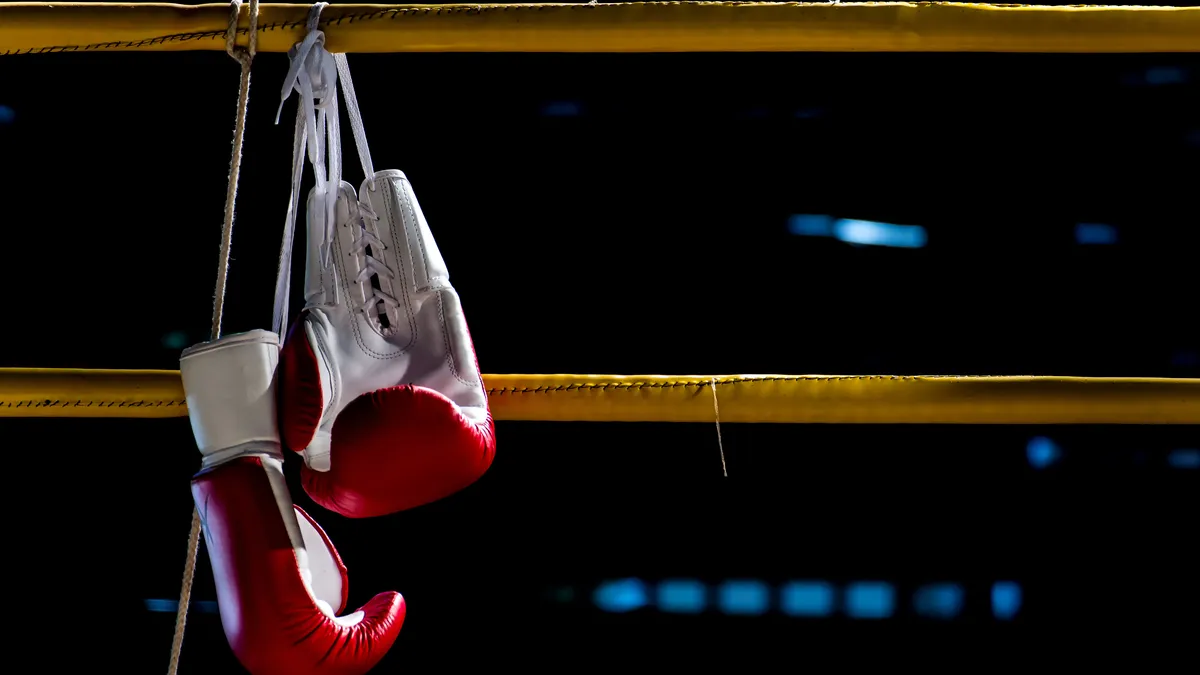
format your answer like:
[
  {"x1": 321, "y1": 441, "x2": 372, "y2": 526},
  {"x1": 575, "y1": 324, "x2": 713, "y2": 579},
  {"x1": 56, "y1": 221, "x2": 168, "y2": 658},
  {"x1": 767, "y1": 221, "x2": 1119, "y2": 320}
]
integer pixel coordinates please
[{"x1": 182, "y1": 173, "x2": 496, "y2": 675}]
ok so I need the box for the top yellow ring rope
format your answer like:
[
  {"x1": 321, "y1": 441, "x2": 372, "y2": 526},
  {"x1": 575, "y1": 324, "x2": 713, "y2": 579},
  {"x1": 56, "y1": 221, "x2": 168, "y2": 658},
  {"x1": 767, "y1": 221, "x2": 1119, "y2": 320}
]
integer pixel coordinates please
[
  {"x1": 3, "y1": 3, "x2": 1200, "y2": 56},
  {"x1": 2, "y1": 369, "x2": 1198, "y2": 424}
]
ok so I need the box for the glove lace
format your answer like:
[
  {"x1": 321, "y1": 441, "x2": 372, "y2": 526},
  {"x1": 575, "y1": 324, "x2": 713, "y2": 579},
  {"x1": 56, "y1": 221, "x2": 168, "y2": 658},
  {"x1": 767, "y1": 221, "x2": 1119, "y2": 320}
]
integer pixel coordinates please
[
  {"x1": 273, "y1": 2, "x2": 381, "y2": 335},
  {"x1": 348, "y1": 198, "x2": 401, "y2": 324}
]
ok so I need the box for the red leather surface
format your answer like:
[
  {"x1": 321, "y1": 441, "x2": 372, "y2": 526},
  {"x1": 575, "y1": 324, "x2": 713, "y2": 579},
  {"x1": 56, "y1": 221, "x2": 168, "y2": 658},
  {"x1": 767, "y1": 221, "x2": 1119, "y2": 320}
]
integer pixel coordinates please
[
  {"x1": 302, "y1": 385, "x2": 496, "y2": 518},
  {"x1": 278, "y1": 313, "x2": 497, "y2": 519},
  {"x1": 191, "y1": 457, "x2": 406, "y2": 675}
]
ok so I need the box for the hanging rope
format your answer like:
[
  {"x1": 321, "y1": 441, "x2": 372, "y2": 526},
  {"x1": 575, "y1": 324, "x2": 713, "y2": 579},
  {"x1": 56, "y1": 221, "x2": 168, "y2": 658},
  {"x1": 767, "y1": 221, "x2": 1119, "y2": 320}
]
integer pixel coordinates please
[
  {"x1": 167, "y1": 1, "x2": 259, "y2": 673},
  {"x1": 710, "y1": 378, "x2": 728, "y2": 477},
  {"x1": 211, "y1": 0, "x2": 260, "y2": 340}
]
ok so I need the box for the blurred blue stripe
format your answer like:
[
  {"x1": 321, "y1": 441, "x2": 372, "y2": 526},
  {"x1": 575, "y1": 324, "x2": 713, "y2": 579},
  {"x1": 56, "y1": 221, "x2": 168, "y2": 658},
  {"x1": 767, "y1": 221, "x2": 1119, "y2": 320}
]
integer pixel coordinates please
[
  {"x1": 145, "y1": 599, "x2": 219, "y2": 614},
  {"x1": 780, "y1": 581, "x2": 835, "y2": 617}
]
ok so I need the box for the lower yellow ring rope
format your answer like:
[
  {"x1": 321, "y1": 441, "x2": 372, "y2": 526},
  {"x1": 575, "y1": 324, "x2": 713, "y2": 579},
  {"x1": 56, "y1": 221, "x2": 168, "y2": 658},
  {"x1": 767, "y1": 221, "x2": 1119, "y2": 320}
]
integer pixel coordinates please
[
  {"x1": 1, "y1": 369, "x2": 1197, "y2": 424},
  {"x1": 3, "y1": 3, "x2": 1200, "y2": 56}
]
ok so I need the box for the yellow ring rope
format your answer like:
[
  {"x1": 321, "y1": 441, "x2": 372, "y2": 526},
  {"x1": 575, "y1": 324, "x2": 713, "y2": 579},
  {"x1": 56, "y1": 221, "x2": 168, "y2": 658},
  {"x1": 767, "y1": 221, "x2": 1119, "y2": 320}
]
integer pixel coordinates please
[
  {"x1": 3, "y1": 4, "x2": 1197, "y2": 425},
  {"x1": 2, "y1": 369, "x2": 1197, "y2": 424},
  {"x1": 3, "y1": 3, "x2": 1200, "y2": 56}
]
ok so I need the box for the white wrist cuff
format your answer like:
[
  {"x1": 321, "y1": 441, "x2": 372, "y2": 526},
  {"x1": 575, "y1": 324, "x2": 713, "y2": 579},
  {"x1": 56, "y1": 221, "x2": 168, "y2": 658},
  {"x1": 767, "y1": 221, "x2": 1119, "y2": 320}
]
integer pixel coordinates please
[{"x1": 180, "y1": 329, "x2": 282, "y2": 464}]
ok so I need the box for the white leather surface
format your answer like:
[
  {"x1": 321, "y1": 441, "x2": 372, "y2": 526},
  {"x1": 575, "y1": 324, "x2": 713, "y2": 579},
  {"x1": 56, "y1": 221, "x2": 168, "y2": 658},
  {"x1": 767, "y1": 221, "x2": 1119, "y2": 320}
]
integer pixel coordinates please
[
  {"x1": 180, "y1": 330, "x2": 283, "y2": 465},
  {"x1": 300, "y1": 170, "x2": 489, "y2": 455}
]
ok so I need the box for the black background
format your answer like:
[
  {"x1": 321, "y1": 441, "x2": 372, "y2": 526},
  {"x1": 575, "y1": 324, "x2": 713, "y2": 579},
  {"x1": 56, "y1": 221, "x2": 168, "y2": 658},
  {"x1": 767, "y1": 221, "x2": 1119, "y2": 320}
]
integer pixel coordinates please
[{"x1": 1, "y1": 4, "x2": 1198, "y2": 671}]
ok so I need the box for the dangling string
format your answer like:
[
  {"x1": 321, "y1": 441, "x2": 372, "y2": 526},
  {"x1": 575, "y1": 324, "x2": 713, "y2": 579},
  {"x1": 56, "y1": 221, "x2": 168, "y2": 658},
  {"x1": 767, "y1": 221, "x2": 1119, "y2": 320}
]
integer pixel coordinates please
[
  {"x1": 168, "y1": 2, "x2": 259, "y2": 673},
  {"x1": 334, "y1": 53, "x2": 376, "y2": 189},
  {"x1": 274, "y1": 107, "x2": 308, "y2": 336},
  {"x1": 710, "y1": 378, "x2": 728, "y2": 477},
  {"x1": 272, "y1": 3, "x2": 376, "y2": 336},
  {"x1": 273, "y1": 2, "x2": 335, "y2": 335}
]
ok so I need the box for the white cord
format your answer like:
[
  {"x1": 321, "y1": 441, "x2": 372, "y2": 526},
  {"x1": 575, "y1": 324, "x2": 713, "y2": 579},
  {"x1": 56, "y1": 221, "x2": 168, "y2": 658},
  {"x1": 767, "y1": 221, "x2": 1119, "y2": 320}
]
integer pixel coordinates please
[{"x1": 272, "y1": 3, "x2": 378, "y2": 336}]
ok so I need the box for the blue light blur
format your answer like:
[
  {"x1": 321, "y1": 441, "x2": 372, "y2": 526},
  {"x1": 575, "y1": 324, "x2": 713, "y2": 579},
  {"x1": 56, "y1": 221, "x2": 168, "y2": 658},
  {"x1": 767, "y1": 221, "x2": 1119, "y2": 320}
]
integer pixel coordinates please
[
  {"x1": 845, "y1": 581, "x2": 894, "y2": 619},
  {"x1": 913, "y1": 583, "x2": 965, "y2": 620},
  {"x1": 718, "y1": 580, "x2": 770, "y2": 616},
  {"x1": 1027, "y1": 436, "x2": 1062, "y2": 469},
  {"x1": 1124, "y1": 66, "x2": 1190, "y2": 87},
  {"x1": 540, "y1": 101, "x2": 583, "y2": 117},
  {"x1": 1167, "y1": 449, "x2": 1200, "y2": 469},
  {"x1": 161, "y1": 330, "x2": 189, "y2": 350},
  {"x1": 991, "y1": 581, "x2": 1023, "y2": 620},
  {"x1": 788, "y1": 214, "x2": 927, "y2": 248},
  {"x1": 145, "y1": 599, "x2": 219, "y2": 614},
  {"x1": 593, "y1": 578, "x2": 648, "y2": 613},
  {"x1": 657, "y1": 579, "x2": 707, "y2": 614},
  {"x1": 780, "y1": 581, "x2": 835, "y2": 617},
  {"x1": 787, "y1": 214, "x2": 834, "y2": 237},
  {"x1": 586, "y1": 578, "x2": 1024, "y2": 621},
  {"x1": 834, "y1": 219, "x2": 927, "y2": 248},
  {"x1": 1144, "y1": 66, "x2": 1188, "y2": 86},
  {"x1": 1075, "y1": 223, "x2": 1118, "y2": 245}
]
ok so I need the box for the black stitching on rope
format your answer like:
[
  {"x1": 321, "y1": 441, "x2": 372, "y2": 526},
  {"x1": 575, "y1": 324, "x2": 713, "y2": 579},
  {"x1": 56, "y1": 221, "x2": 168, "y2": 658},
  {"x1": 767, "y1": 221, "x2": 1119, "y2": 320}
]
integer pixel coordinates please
[
  {"x1": 1, "y1": 2, "x2": 673, "y2": 56},
  {"x1": 0, "y1": 399, "x2": 186, "y2": 409},
  {"x1": 485, "y1": 375, "x2": 932, "y2": 396},
  {"x1": 0, "y1": 374, "x2": 994, "y2": 410}
]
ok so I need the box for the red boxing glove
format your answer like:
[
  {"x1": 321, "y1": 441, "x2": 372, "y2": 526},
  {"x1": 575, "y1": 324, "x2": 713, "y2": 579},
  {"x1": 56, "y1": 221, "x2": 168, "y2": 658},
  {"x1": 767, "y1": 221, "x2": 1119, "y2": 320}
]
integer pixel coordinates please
[
  {"x1": 278, "y1": 172, "x2": 496, "y2": 518},
  {"x1": 192, "y1": 458, "x2": 406, "y2": 675},
  {"x1": 182, "y1": 330, "x2": 405, "y2": 675}
]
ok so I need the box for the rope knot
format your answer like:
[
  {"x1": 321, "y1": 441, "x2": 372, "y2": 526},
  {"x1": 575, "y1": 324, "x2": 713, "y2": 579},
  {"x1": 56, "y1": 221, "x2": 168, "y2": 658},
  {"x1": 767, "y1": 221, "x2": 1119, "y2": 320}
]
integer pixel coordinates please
[
  {"x1": 225, "y1": 0, "x2": 259, "y2": 66},
  {"x1": 273, "y1": 4, "x2": 336, "y2": 124}
]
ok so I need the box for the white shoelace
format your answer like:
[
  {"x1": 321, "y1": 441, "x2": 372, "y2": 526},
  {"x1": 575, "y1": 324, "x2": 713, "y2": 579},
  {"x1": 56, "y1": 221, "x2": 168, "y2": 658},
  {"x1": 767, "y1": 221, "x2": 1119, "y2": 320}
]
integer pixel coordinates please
[
  {"x1": 348, "y1": 198, "x2": 401, "y2": 321},
  {"x1": 273, "y1": 3, "x2": 394, "y2": 335}
]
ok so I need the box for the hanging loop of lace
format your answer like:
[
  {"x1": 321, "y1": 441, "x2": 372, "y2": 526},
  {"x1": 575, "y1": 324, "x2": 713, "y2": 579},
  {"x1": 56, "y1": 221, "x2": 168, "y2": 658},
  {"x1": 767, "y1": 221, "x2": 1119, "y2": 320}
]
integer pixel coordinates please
[{"x1": 272, "y1": 2, "x2": 383, "y2": 335}]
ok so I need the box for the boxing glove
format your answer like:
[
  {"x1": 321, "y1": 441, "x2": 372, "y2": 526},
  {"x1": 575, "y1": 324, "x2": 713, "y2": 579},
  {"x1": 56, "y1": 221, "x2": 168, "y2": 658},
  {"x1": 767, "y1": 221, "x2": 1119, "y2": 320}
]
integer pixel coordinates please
[
  {"x1": 182, "y1": 329, "x2": 405, "y2": 675},
  {"x1": 277, "y1": 173, "x2": 496, "y2": 519}
]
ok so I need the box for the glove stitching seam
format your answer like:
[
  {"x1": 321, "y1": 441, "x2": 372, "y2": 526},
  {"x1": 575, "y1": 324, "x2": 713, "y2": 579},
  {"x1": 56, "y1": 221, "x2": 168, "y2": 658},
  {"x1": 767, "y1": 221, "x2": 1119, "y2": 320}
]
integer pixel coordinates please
[
  {"x1": 385, "y1": 180, "x2": 421, "y2": 346},
  {"x1": 436, "y1": 290, "x2": 479, "y2": 388}
]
